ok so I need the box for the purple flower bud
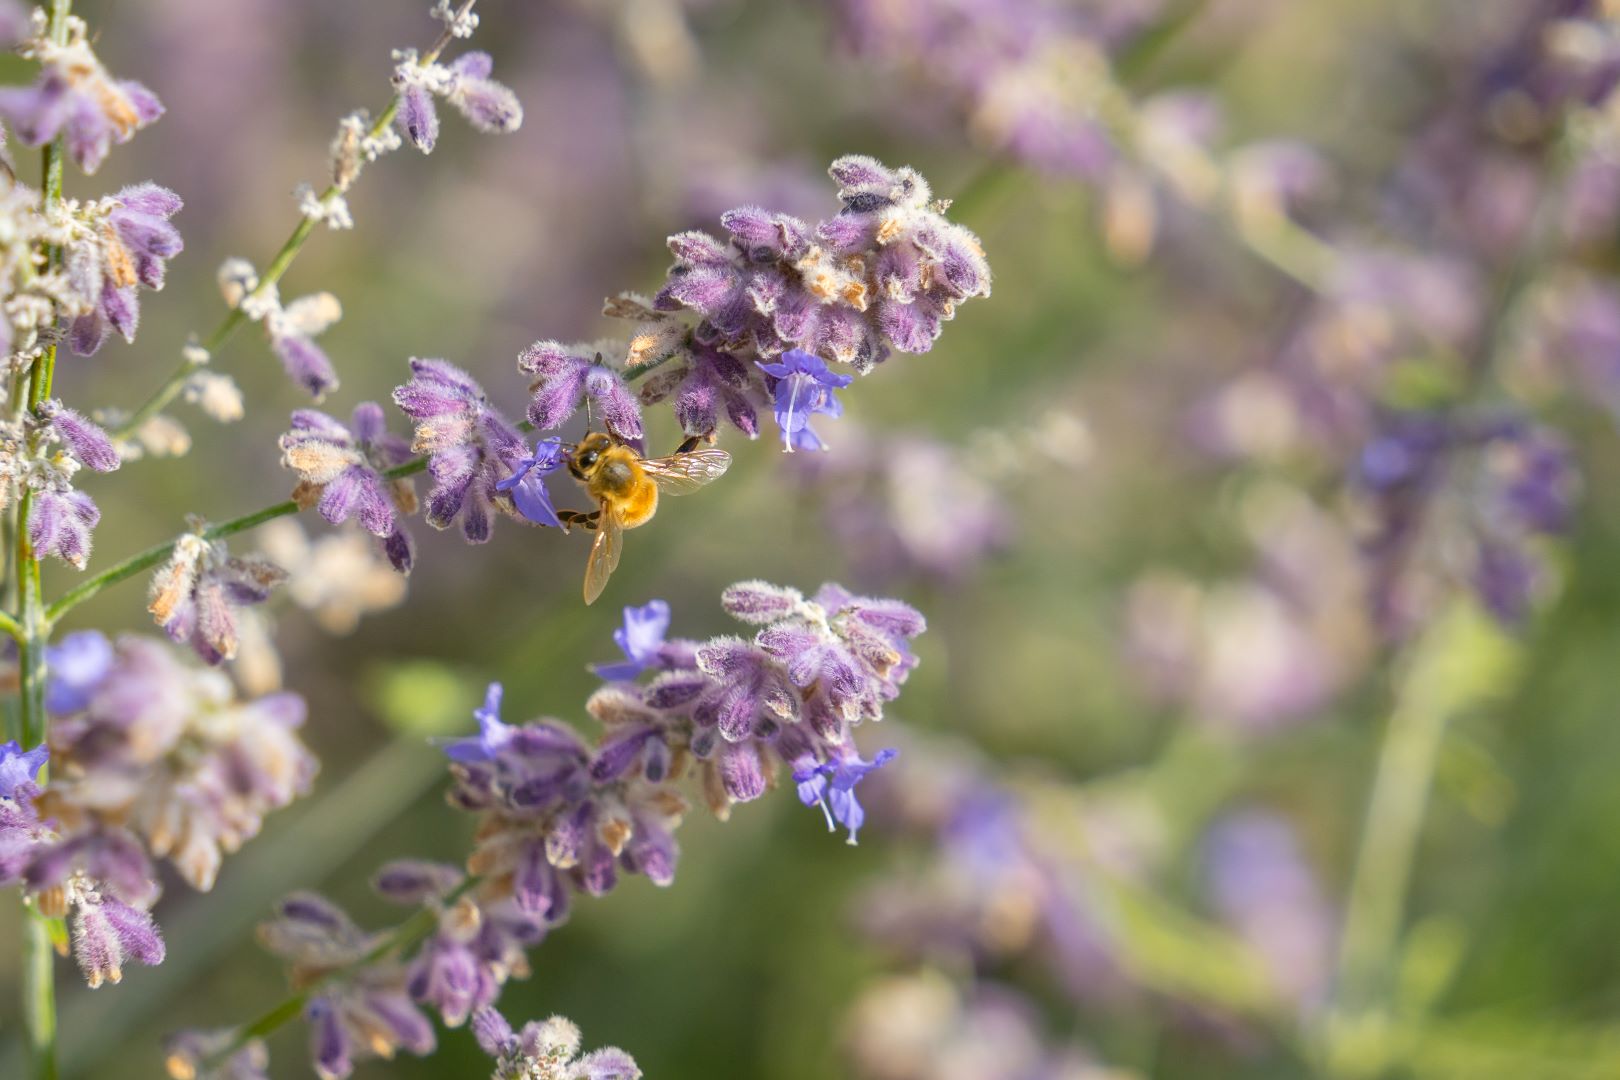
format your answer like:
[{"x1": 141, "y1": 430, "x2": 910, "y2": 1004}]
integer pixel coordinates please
[
  {"x1": 273, "y1": 334, "x2": 340, "y2": 401},
  {"x1": 720, "y1": 581, "x2": 804, "y2": 624},
  {"x1": 372, "y1": 860, "x2": 462, "y2": 905},
  {"x1": 472, "y1": 1006, "x2": 515, "y2": 1056},
  {"x1": 396, "y1": 83, "x2": 439, "y2": 152},
  {"x1": 44, "y1": 402, "x2": 120, "y2": 472},
  {"x1": 29, "y1": 489, "x2": 100, "y2": 570},
  {"x1": 44, "y1": 631, "x2": 113, "y2": 715}
]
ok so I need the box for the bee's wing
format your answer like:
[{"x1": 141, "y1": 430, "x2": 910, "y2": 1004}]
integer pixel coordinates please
[
  {"x1": 640, "y1": 448, "x2": 732, "y2": 496},
  {"x1": 583, "y1": 508, "x2": 624, "y2": 605}
]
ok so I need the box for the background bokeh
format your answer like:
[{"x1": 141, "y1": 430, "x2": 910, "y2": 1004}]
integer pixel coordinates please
[{"x1": 4, "y1": 0, "x2": 1620, "y2": 1077}]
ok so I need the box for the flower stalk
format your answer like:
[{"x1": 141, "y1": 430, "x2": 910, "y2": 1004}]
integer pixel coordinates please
[
  {"x1": 18, "y1": 0, "x2": 76, "y2": 1075},
  {"x1": 111, "y1": 0, "x2": 481, "y2": 442}
]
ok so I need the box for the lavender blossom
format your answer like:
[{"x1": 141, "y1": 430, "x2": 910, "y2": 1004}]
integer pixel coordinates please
[
  {"x1": 257, "y1": 894, "x2": 434, "y2": 1079},
  {"x1": 758, "y1": 348, "x2": 852, "y2": 452},
  {"x1": 793, "y1": 746, "x2": 897, "y2": 844},
  {"x1": 1356, "y1": 411, "x2": 1578, "y2": 633},
  {"x1": 518, "y1": 340, "x2": 644, "y2": 443},
  {"x1": 28, "y1": 488, "x2": 99, "y2": 569},
  {"x1": 392, "y1": 357, "x2": 537, "y2": 542},
  {"x1": 0, "y1": 17, "x2": 164, "y2": 173},
  {"x1": 147, "y1": 533, "x2": 288, "y2": 664},
  {"x1": 446, "y1": 683, "x2": 688, "y2": 920},
  {"x1": 590, "y1": 600, "x2": 671, "y2": 681},
  {"x1": 637, "y1": 339, "x2": 760, "y2": 440},
  {"x1": 39, "y1": 634, "x2": 317, "y2": 891},
  {"x1": 492, "y1": 436, "x2": 568, "y2": 529},
  {"x1": 1202, "y1": 811, "x2": 1335, "y2": 1010},
  {"x1": 653, "y1": 157, "x2": 990, "y2": 375},
  {"x1": 67, "y1": 184, "x2": 184, "y2": 356},
  {"x1": 392, "y1": 50, "x2": 523, "y2": 154},
  {"x1": 268, "y1": 291, "x2": 342, "y2": 400},
  {"x1": 280, "y1": 403, "x2": 418, "y2": 572},
  {"x1": 371, "y1": 859, "x2": 547, "y2": 1027},
  {"x1": 5, "y1": 400, "x2": 121, "y2": 570}
]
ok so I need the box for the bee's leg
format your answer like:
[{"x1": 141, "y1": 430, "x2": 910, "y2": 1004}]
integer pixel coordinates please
[
  {"x1": 674, "y1": 435, "x2": 704, "y2": 455},
  {"x1": 557, "y1": 509, "x2": 601, "y2": 533}
]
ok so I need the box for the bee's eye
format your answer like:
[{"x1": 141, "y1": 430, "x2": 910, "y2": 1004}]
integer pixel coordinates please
[{"x1": 578, "y1": 450, "x2": 598, "y2": 468}]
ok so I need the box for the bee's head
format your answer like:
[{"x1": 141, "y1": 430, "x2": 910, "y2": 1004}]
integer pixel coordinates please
[{"x1": 569, "y1": 431, "x2": 614, "y2": 478}]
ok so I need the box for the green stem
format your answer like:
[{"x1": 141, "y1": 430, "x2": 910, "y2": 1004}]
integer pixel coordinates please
[
  {"x1": 1333, "y1": 693, "x2": 1450, "y2": 1013},
  {"x1": 111, "y1": 0, "x2": 479, "y2": 443},
  {"x1": 198, "y1": 878, "x2": 478, "y2": 1071},
  {"x1": 19, "y1": 2, "x2": 73, "y2": 1075},
  {"x1": 46, "y1": 456, "x2": 428, "y2": 623},
  {"x1": 21, "y1": 908, "x2": 57, "y2": 1080}
]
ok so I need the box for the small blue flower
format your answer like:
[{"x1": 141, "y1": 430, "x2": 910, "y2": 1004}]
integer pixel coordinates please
[
  {"x1": 757, "y1": 348, "x2": 853, "y2": 453},
  {"x1": 45, "y1": 630, "x2": 115, "y2": 715},
  {"x1": 793, "y1": 747, "x2": 897, "y2": 845},
  {"x1": 591, "y1": 600, "x2": 671, "y2": 681},
  {"x1": 496, "y1": 437, "x2": 568, "y2": 528},
  {"x1": 0, "y1": 740, "x2": 48, "y2": 799},
  {"x1": 443, "y1": 683, "x2": 514, "y2": 763}
]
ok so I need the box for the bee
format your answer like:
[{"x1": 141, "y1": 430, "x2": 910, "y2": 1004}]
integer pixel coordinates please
[{"x1": 562, "y1": 431, "x2": 732, "y2": 604}]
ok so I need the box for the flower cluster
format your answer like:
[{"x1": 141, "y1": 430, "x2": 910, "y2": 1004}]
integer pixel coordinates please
[
  {"x1": 0, "y1": 735, "x2": 165, "y2": 991},
  {"x1": 0, "y1": 633, "x2": 314, "y2": 989},
  {"x1": 36, "y1": 633, "x2": 315, "y2": 891},
  {"x1": 0, "y1": 176, "x2": 183, "y2": 371},
  {"x1": 654, "y1": 155, "x2": 990, "y2": 373},
  {"x1": 472, "y1": 1008, "x2": 640, "y2": 1080},
  {"x1": 231, "y1": 582, "x2": 921, "y2": 1077},
  {"x1": 1355, "y1": 411, "x2": 1578, "y2": 633},
  {"x1": 392, "y1": 357, "x2": 561, "y2": 541},
  {"x1": 0, "y1": 11, "x2": 163, "y2": 174},
  {"x1": 574, "y1": 583, "x2": 923, "y2": 836},
  {"x1": 393, "y1": 49, "x2": 523, "y2": 154},
  {"x1": 0, "y1": 399, "x2": 121, "y2": 569},
  {"x1": 280, "y1": 403, "x2": 418, "y2": 572},
  {"x1": 512, "y1": 156, "x2": 989, "y2": 459},
  {"x1": 148, "y1": 530, "x2": 288, "y2": 664}
]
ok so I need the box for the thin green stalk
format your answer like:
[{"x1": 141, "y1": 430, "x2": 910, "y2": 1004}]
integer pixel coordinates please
[
  {"x1": 111, "y1": 0, "x2": 480, "y2": 442},
  {"x1": 45, "y1": 456, "x2": 427, "y2": 624},
  {"x1": 21, "y1": 909, "x2": 57, "y2": 1080},
  {"x1": 1333, "y1": 692, "x2": 1451, "y2": 1012}
]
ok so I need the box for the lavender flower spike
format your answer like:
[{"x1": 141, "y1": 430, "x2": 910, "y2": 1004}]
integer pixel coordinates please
[
  {"x1": 280, "y1": 403, "x2": 419, "y2": 572},
  {"x1": 0, "y1": 17, "x2": 164, "y2": 174},
  {"x1": 391, "y1": 357, "x2": 529, "y2": 543},
  {"x1": 758, "y1": 348, "x2": 852, "y2": 452},
  {"x1": 392, "y1": 47, "x2": 522, "y2": 154},
  {"x1": 518, "y1": 341, "x2": 645, "y2": 443},
  {"x1": 591, "y1": 600, "x2": 672, "y2": 680},
  {"x1": 67, "y1": 184, "x2": 185, "y2": 356},
  {"x1": 147, "y1": 533, "x2": 288, "y2": 664}
]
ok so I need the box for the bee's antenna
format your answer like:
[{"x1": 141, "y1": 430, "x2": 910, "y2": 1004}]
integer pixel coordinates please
[{"x1": 585, "y1": 396, "x2": 596, "y2": 435}]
